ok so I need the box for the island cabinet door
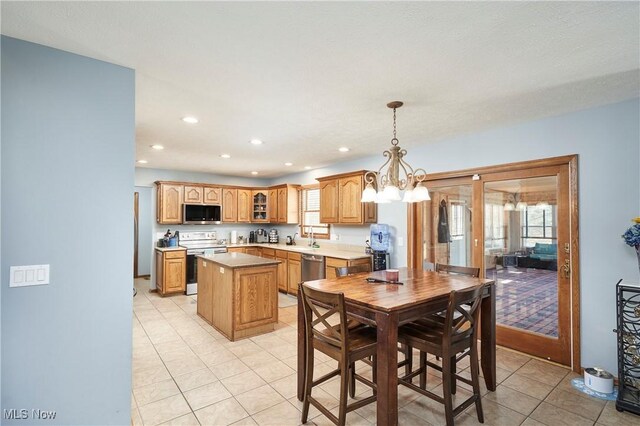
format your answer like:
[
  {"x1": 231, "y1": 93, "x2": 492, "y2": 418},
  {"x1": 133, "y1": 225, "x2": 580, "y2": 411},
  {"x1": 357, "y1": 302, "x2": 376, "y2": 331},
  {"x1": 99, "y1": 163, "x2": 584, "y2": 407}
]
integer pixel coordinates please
[
  {"x1": 197, "y1": 259, "x2": 213, "y2": 323},
  {"x1": 234, "y1": 266, "x2": 278, "y2": 331}
]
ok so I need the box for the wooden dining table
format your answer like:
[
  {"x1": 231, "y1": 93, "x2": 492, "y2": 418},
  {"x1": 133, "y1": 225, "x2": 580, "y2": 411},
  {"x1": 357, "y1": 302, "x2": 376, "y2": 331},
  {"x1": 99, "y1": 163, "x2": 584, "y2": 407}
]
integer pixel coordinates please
[{"x1": 297, "y1": 267, "x2": 496, "y2": 426}]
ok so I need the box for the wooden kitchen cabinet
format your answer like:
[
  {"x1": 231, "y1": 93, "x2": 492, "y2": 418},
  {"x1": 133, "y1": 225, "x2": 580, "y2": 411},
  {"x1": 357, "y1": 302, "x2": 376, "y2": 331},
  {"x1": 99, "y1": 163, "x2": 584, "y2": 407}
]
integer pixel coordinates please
[
  {"x1": 270, "y1": 184, "x2": 300, "y2": 224},
  {"x1": 155, "y1": 249, "x2": 186, "y2": 296},
  {"x1": 197, "y1": 258, "x2": 213, "y2": 323},
  {"x1": 268, "y1": 188, "x2": 278, "y2": 223},
  {"x1": 287, "y1": 252, "x2": 301, "y2": 295},
  {"x1": 197, "y1": 259, "x2": 278, "y2": 341},
  {"x1": 319, "y1": 179, "x2": 339, "y2": 223},
  {"x1": 252, "y1": 191, "x2": 269, "y2": 222},
  {"x1": 156, "y1": 182, "x2": 184, "y2": 224},
  {"x1": 237, "y1": 189, "x2": 252, "y2": 223},
  {"x1": 325, "y1": 256, "x2": 372, "y2": 279},
  {"x1": 222, "y1": 189, "x2": 238, "y2": 222},
  {"x1": 262, "y1": 248, "x2": 276, "y2": 259},
  {"x1": 184, "y1": 185, "x2": 204, "y2": 203},
  {"x1": 227, "y1": 247, "x2": 245, "y2": 253},
  {"x1": 316, "y1": 171, "x2": 377, "y2": 225},
  {"x1": 245, "y1": 247, "x2": 261, "y2": 256},
  {"x1": 204, "y1": 187, "x2": 222, "y2": 204},
  {"x1": 275, "y1": 250, "x2": 288, "y2": 292}
]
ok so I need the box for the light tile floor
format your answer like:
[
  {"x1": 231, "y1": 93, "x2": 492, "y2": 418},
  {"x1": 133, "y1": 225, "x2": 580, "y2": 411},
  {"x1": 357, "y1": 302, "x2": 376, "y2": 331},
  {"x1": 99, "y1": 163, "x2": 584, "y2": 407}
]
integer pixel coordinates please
[{"x1": 131, "y1": 278, "x2": 637, "y2": 426}]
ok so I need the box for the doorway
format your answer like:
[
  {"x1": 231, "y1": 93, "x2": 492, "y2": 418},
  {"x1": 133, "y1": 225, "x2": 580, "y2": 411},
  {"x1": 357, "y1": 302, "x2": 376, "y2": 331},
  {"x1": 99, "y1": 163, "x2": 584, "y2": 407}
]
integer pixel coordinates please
[
  {"x1": 134, "y1": 186, "x2": 153, "y2": 278},
  {"x1": 410, "y1": 155, "x2": 579, "y2": 370}
]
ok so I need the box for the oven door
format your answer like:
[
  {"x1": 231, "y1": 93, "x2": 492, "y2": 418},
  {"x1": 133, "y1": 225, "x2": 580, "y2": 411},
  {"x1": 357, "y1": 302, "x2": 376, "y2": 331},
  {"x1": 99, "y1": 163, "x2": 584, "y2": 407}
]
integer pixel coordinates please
[{"x1": 185, "y1": 250, "x2": 203, "y2": 295}]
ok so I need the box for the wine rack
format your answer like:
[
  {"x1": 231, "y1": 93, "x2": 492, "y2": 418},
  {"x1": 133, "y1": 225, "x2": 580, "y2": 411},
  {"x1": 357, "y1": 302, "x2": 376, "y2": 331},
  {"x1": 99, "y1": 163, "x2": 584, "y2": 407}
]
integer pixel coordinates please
[{"x1": 616, "y1": 279, "x2": 640, "y2": 415}]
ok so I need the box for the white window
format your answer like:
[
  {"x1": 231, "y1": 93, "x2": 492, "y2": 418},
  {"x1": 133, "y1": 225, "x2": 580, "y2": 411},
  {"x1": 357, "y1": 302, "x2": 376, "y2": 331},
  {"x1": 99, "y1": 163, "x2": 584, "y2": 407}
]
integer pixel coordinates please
[{"x1": 300, "y1": 186, "x2": 329, "y2": 239}]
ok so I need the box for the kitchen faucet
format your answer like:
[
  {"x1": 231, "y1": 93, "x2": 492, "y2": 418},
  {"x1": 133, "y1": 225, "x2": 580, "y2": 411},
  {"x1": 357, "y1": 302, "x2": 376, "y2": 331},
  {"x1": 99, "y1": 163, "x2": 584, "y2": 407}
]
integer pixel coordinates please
[{"x1": 308, "y1": 228, "x2": 314, "y2": 247}]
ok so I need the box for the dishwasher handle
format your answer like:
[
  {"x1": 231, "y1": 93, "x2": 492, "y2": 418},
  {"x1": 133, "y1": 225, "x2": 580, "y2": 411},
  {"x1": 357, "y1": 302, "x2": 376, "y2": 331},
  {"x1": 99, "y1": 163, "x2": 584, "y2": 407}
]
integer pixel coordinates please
[{"x1": 302, "y1": 255, "x2": 324, "y2": 262}]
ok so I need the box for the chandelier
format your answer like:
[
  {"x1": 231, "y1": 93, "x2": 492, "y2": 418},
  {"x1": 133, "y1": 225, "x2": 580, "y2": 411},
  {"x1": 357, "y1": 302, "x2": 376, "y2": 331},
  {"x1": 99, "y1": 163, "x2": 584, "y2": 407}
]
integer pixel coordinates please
[{"x1": 361, "y1": 101, "x2": 430, "y2": 203}]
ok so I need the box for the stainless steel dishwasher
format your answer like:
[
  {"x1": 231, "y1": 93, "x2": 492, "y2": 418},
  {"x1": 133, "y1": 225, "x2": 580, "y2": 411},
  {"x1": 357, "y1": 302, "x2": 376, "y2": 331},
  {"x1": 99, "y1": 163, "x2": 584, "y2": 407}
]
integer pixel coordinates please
[{"x1": 301, "y1": 254, "x2": 326, "y2": 281}]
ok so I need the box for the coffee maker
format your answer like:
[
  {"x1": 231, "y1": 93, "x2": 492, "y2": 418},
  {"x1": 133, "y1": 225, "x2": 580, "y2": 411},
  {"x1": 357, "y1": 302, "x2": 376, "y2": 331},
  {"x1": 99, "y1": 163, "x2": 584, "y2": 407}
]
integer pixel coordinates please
[{"x1": 256, "y1": 228, "x2": 268, "y2": 243}]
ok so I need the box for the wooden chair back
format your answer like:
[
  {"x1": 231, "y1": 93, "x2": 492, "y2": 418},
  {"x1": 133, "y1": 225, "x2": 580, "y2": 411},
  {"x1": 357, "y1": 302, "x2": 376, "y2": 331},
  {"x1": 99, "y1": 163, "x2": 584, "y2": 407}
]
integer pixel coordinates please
[
  {"x1": 334, "y1": 264, "x2": 371, "y2": 277},
  {"x1": 435, "y1": 263, "x2": 480, "y2": 278},
  {"x1": 300, "y1": 284, "x2": 349, "y2": 352},
  {"x1": 444, "y1": 286, "x2": 484, "y2": 346}
]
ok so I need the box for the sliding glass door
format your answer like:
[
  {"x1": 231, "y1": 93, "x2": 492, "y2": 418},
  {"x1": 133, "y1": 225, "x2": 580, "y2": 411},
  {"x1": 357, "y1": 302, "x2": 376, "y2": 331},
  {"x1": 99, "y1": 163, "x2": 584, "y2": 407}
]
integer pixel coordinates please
[
  {"x1": 410, "y1": 157, "x2": 577, "y2": 367},
  {"x1": 483, "y1": 167, "x2": 571, "y2": 364}
]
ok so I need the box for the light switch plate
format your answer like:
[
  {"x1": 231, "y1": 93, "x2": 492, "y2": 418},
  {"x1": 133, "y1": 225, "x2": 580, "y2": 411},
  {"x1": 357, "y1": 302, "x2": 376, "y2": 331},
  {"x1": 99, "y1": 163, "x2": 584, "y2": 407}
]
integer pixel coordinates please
[{"x1": 10, "y1": 265, "x2": 50, "y2": 287}]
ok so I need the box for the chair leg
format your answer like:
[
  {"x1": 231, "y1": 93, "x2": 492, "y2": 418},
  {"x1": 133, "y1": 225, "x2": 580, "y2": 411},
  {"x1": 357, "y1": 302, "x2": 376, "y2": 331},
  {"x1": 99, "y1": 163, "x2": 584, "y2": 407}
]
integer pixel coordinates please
[
  {"x1": 348, "y1": 362, "x2": 356, "y2": 398},
  {"x1": 372, "y1": 355, "x2": 377, "y2": 396},
  {"x1": 301, "y1": 344, "x2": 315, "y2": 423},
  {"x1": 442, "y1": 354, "x2": 454, "y2": 426},
  {"x1": 470, "y1": 345, "x2": 484, "y2": 423},
  {"x1": 419, "y1": 351, "x2": 427, "y2": 390},
  {"x1": 338, "y1": 359, "x2": 349, "y2": 426},
  {"x1": 402, "y1": 344, "x2": 413, "y2": 383},
  {"x1": 450, "y1": 355, "x2": 457, "y2": 395}
]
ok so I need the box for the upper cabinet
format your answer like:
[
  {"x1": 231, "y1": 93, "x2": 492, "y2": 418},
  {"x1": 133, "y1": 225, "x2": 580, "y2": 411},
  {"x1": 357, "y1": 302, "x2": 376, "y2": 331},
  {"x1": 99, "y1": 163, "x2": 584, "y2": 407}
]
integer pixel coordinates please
[
  {"x1": 252, "y1": 191, "x2": 268, "y2": 222},
  {"x1": 237, "y1": 189, "x2": 252, "y2": 223},
  {"x1": 319, "y1": 179, "x2": 339, "y2": 223},
  {"x1": 204, "y1": 187, "x2": 222, "y2": 204},
  {"x1": 271, "y1": 184, "x2": 300, "y2": 224},
  {"x1": 184, "y1": 185, "x2": 204, "y2": 203},
  {"x1": 222, "y1": 189, "x2": 238, "y2": 222},
  {"x1": 157, "y1": 182, "x2": 184, "y2": 224},
  {"x1": 317, "y1": 171, "x2": 377, "y2": 225},
  {"x1": 268, "y1": 188, "x2": 278, "y2": 222},
  {"x1": 155, "y1": 181, "x2": 298, "y2": 224}
]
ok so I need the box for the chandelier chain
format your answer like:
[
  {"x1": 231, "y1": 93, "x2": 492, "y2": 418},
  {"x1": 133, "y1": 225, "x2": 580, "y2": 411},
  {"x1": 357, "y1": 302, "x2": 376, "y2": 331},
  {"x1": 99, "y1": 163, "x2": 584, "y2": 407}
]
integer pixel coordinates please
[{"x1": 392, "y1": 107, "x2": 398, "y2": 145}]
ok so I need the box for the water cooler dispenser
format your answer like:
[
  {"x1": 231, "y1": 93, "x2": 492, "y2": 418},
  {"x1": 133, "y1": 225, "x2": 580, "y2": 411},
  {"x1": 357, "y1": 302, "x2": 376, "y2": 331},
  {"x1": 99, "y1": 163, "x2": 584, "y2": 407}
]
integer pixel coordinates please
[{"x1": 370, "y1": 224, "x2": 391, "y2": 271}]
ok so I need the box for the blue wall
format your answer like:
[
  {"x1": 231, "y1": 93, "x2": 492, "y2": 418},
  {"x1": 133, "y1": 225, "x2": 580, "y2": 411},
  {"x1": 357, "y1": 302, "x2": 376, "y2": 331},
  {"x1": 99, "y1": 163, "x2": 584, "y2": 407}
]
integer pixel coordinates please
[
  {"x1": 1, "y1": 37, "x2": 135, "y2": 425},
  {"x1": 135, "y1": 186, "x2": 153, "y2": 276}
]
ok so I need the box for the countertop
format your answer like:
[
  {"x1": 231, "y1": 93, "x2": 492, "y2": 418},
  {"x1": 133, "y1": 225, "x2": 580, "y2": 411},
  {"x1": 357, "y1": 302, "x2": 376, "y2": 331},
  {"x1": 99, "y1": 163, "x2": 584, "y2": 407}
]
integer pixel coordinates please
[
  {"x1": 225, "y1": 243, "x2": 371, "y2": 260},
  {"x1": 155, "y1": 246, "x2": 186, "y2": 252},
  {"x1": 196, "y1": 252, "x2": 281, "y2": 269}
]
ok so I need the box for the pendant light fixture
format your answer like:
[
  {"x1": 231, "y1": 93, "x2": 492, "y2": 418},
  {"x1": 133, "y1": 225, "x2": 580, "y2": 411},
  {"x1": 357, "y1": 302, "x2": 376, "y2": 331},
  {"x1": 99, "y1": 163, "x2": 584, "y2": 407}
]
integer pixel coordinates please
[{"x1": 361, "y1": 101, "x2": 430, "y2": 204}]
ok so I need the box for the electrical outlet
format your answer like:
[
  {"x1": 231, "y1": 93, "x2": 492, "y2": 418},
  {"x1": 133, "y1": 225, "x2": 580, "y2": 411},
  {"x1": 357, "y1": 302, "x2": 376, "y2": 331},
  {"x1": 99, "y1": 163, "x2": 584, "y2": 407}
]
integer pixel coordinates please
[{"x1": 397, "y1": 237, "x2": 404, "y2": 247}]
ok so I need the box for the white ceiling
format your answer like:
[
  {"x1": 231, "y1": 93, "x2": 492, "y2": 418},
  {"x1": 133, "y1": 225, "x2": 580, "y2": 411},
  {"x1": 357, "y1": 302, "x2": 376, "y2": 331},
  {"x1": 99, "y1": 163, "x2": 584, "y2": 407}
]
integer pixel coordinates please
[{"x1": 2, "y1": 2, "x2": 638, "y2": 178}]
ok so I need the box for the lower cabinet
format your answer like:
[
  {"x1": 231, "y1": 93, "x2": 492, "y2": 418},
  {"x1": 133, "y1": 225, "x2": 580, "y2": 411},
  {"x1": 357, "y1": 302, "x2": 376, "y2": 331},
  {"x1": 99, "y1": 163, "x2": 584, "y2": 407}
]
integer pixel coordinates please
[
  {"x1": 287, "y1": 252, "x2": 302, "y2": 295},
  {"x1": 325, "y1": 256, "x2": 372, "y2": 279},
  {"x1": 275, "y1": 250, "x2": 288, "y2": 292},
  {"x1": 155, "y1": 249, "x2": 186, "y2": 296},
  {"x1": 246, "y1": 247, "x2": 261, "y2": 256}
]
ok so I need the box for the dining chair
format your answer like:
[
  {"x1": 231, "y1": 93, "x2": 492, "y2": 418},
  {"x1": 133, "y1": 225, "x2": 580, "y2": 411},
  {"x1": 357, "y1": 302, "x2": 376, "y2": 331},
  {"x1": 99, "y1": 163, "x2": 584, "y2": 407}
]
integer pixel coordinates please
[
  {"x1": 299, "y1": 284, "x2": 377, "y2": 426},
  {"x1": 435, "y1": 263, "x2": 480, "y2": 277},
  {"x1": 334, "y1": 263, "x2": 371, "y2": 277},
  {"x1": 333, "y1": 265, "x2": 414, "y2": 390},
  {"x1": 398, "y1": 286, "x2": 485, "y2": 426}
]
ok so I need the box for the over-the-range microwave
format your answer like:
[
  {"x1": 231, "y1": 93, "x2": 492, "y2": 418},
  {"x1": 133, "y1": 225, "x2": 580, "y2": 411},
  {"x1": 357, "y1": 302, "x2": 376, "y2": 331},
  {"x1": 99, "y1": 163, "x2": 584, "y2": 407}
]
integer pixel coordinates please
[{"x1": 183, "y1": 204, "x2": 222, "y2": 225}]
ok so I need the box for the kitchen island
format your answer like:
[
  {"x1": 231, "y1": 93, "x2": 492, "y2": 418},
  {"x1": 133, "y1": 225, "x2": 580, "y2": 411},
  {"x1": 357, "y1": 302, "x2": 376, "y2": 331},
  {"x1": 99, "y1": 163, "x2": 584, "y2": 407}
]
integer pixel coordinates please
[{"x1": 196, "y1": 252, "x2": 280, "y2": 341}]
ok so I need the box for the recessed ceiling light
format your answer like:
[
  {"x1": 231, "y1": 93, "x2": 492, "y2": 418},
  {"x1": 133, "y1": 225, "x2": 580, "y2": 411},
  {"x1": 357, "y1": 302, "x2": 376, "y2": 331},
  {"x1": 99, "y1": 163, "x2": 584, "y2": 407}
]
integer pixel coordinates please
[
  {"x1": 284, "y1": 162, "x2": 293, "y2": 166},
  {"x1": 182, "y1": 116, "x2": 199, "y2": 124},
  {"x1": 251, "y1": 171, "x2": 259, "y2": 175},
  {"x1": 249, "y1": 139, "x2": 263, "y2": 145},
  {"x1": 304, "y1": 166, "x2": 312, "y2": 170},
  {"x1": 339, "y1": 147, "x2": 350, "y2": 152},
  {"x1": 220, "y1": 154, "x2": 231, "y2": 159},
  {"x1": 150, "y1": 144, "x2": 164, "y2": 150},
  {"x1": 137, "y1": 160, "x2": 148, "y2": 164}
]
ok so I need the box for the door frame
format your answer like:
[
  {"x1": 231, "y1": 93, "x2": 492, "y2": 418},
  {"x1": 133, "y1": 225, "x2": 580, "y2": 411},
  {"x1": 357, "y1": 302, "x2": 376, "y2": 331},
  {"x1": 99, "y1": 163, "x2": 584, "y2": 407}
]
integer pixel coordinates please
[{"x1": 407, "y1": 155, "x2": 580, "y2": 372}]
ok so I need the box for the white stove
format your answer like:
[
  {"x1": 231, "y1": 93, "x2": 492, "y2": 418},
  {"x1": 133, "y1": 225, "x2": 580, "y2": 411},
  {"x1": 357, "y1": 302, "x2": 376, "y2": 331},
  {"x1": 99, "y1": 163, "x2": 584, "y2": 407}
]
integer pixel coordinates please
[{"x1": 180, "y1": 232, "x2": 227, "y2": 295}]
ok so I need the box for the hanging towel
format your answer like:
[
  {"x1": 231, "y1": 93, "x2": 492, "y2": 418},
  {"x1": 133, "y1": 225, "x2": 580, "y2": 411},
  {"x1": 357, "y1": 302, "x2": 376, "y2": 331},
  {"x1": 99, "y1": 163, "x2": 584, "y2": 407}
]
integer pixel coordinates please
[{"x1": 437, "y1": 199, "x2": 451, "y2": 243}]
